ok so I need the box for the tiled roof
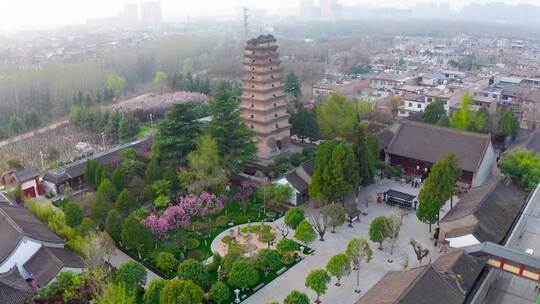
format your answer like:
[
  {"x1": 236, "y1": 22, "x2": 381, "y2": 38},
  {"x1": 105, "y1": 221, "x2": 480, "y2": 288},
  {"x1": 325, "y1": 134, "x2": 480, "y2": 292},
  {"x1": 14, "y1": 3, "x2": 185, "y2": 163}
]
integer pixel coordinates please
[
  {"x1": 24, "y1": 246, "x2": 83, "y2": 287},
  {"x1": 13, "y1": 167, "x2": 40, "y2": 183},
  {"x1": 441, "y1": 177, "x2": 527, "y2": 244},
  {"x1": 0, "y1": 266, "x2": 35, "y2": 304},
  {"x1": 0, "y1": 204, "x2": 63, "y2": 243},
  {"x1": 386, "y1": 121, "x2": 491, "y2": 172},
  {"x1": 357, "y1": 250, "x2": 484, "y2": 304}
]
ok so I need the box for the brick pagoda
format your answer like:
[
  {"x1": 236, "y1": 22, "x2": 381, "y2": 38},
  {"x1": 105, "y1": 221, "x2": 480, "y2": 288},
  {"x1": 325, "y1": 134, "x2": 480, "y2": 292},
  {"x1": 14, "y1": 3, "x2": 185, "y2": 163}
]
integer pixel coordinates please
[{"x1": 240, "y1": 34, "x2": 291, "y2": 161}]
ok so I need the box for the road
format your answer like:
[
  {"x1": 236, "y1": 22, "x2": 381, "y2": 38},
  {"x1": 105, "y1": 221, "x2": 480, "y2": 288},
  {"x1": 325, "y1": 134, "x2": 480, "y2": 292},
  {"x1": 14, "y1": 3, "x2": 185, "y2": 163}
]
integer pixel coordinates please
[
  {"x1": 0, "y1": 120, "x2": 69, "y2": 148},
  {"x1": 107, "y1": 246, "x2": 163, "y2": 288}
]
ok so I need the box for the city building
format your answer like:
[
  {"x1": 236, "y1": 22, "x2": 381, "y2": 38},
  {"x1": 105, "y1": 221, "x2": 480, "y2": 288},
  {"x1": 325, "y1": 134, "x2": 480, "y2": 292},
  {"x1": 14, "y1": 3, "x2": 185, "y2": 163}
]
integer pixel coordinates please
[
  {"x1": 240, "y1": 35, "x2": 291, "y2": 161},
  {"x1": 140, "y1": 1, "x2": 162, "y2": 28}
]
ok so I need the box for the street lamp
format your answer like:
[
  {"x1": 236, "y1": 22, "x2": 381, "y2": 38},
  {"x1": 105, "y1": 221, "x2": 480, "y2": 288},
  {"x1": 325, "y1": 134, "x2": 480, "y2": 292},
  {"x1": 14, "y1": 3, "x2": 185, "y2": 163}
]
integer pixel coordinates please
[
  {"x1": 149, "y1": 113, "x2": 154, "y2": 131},
  {"x1": 39, "y1": 151, "x2": 44, "y2": 171}
]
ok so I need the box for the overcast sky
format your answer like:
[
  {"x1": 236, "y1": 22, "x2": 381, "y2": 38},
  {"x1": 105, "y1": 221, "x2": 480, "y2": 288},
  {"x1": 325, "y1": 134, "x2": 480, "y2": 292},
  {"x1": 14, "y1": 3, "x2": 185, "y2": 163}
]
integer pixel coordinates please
[{"x1": 0, "y1": 0, "x2": 538, "y2": 31}]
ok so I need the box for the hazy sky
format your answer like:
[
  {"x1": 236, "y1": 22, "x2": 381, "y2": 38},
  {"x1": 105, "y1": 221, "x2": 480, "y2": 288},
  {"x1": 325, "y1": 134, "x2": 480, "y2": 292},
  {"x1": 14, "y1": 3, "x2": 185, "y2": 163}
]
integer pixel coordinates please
[{"x1": 0, "y1": 0, "x2": 538, "y2": 31}]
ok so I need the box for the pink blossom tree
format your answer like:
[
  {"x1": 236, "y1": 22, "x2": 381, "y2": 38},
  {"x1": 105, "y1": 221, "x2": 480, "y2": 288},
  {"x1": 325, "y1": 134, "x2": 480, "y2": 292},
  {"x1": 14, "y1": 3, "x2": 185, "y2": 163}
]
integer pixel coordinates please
[
  {"x1": 141, "y1": 192, "x2": 223, "y2": 237},
  {"x1": 234, "y1": 181, "x2": 255, "y2": 212}
]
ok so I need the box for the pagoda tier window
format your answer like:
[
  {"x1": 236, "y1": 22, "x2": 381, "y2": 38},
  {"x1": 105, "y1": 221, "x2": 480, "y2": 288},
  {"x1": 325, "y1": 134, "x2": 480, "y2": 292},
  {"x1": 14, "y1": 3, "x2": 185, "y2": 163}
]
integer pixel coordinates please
[
  {"x1": 251, "y1": 85, "x2": 254, "y2": 88},
  {"x1": 251, "y1": 104, "x2": 254, "y2": 108},
  {"x1": 251, "y1": 76, "x2": 254, "y2": 79},
  {"x1": 274, "y1": 113, "x2": 278, "y2": 117},
  {"x1": 272, "y1": 84, "x2": 274, "y2": 87},
  {"x1": 275, "y1": 124, "x2": 279, "y2": 128},
  {"x1": 251, "y1": 114, "x2": 254, "y2": 118},
  {"x1": 251, "y1": 94, "x2": 254, "y2": 98},
  {"x1": 271, "y1": 75, "x2": 274, "y2": 79},
  {"x1": 250, "y1": 125, "x2": 254, "y2": 129},
  {"x1": 252, "y1": 67, "x2": 255, "y2": 71},
  {"x1": 274, "y1": 103, "x2": 277, "y2": 107}
]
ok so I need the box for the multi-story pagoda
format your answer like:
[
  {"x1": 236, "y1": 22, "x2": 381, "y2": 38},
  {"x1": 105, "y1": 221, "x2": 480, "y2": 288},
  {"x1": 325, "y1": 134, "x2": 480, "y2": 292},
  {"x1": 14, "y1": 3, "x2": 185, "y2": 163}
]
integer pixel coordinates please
[{"x1": 240, "y1": 34, "x2": 291, "y2": 161}]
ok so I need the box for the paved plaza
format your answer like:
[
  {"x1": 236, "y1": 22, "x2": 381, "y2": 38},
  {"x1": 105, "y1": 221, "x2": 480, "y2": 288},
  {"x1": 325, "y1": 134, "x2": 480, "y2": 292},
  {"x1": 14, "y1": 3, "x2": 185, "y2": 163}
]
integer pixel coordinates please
[{"x1": 244, "y1": 177, "x2": 457, "y2": 304}]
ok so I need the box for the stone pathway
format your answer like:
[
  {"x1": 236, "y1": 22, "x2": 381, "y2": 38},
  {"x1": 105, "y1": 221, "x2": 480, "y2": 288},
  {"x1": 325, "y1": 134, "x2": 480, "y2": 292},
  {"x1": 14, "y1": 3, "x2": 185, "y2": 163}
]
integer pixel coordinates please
[
  {"x1": 244, "y1": 178, "x2": 456, "y2": 304},
  {"x1": 107, "y1": 247, "x2": 163, "y2": 288}
]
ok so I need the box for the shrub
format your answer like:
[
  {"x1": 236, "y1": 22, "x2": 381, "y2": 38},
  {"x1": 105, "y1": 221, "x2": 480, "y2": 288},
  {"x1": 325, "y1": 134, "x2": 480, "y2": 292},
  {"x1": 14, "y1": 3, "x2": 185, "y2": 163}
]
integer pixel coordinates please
[
  {"x1": 185, "y1": 238, "x2": 200, "y2": 250},
  {"x1": 159, "y1": 279, "x2": 204, "y2": 304},
  {"x1": 215, "y1": 215, "x2": 229, "y2": 227},
  {"x1": 234, "y1": 215, "x2": 249, "y2": 224},
  {"x1": 142, "y1": 279, "x2": 166, "y2": 304},
  {"x1": 64, "y1": 201, "x2": 84, "y2": 227},
  {"x1": 186, "y1": 250, "x2": 205, "y2": 261},
  {"x1": 209, "y1": 281, "x2": 231, "y2": 304},
  {"x1": 156, "y1": 252, "x2": 178, "y2": 273},
  {"x1": 177, "y1": 259, "x2": 208, "y2": 289},
  {"x1": 284, "y1": 207, "x2": 305, "y2": 229},
  {"x1": 221, "y1": 235, "x2": 234, "y2": 245},
  {"x1": 227, "y1": 260, "x2": 259, "y2": 289},
  {"x1": 114, "y1": 261, "x2": 147, "y2": 291}
]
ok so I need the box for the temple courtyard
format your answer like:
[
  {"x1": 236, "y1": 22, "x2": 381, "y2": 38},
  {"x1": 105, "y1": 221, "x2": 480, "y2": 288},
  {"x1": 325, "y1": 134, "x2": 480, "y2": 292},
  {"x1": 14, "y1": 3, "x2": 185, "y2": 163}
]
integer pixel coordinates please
[{"x1": 244, "y1": 177, "x2": 457, "y2": 304}]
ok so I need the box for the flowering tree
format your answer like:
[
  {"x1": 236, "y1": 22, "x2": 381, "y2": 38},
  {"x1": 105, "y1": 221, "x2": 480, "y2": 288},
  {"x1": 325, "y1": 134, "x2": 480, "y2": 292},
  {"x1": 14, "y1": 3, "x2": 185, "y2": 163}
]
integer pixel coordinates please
[
  {"x1": 234, "y1": 181, "x2": 255, "y2": 212},
  {"x1": 141, "y1": 192, "x2": 223, "y2": 237},
  {"x1": 140, "y1": 214, "x2": 169, "y2": 240}
]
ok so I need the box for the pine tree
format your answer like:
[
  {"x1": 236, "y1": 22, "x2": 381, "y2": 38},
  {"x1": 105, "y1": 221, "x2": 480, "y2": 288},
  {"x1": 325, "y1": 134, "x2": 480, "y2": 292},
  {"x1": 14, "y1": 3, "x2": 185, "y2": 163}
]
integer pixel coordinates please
[
  {"x1": 352, "y1": 122, "x2": 378, "y2": 186},
  {"x1": 118, "y1": 114, "x2": 140, "y2": 140},
  {"x1": 207, "y1": 81, "x2": 256, "y2": 172},
  {"x1": 284, "y1": 71, "x2": 301, "y2": 100},
  {"x1": 309, "y1": 141, "x2": 358, "y2": 204},
  {"x1": 153, "y1": 102, "x2": 203, "y2": 165}
]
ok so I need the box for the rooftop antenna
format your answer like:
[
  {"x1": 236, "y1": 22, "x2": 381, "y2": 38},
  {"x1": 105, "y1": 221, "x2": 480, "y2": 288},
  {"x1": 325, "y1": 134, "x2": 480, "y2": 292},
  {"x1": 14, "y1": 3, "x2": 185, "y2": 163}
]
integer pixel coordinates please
[{"x1": 243, "y1": 7, "x2": 249, "y2": 40}]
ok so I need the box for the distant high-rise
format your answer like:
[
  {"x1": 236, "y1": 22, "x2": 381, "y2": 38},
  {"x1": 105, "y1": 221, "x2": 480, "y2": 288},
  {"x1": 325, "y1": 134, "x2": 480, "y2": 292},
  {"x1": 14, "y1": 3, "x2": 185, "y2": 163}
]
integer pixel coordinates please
[
  {"x1": 141, "y1": 1, "x2": 163, "y2": 28},
  {"x1": 300, "y1": 0, "x2": 314, "y2": 19},
  {"x1": 240, "y1": 35, "x2": 291, "y2": 161},
  {"x1": 119, "y1": 3, "x2": 140, "y2": 27},
  {"x1": 320, "y1": 0, "x2": 332, "y2": 19}
]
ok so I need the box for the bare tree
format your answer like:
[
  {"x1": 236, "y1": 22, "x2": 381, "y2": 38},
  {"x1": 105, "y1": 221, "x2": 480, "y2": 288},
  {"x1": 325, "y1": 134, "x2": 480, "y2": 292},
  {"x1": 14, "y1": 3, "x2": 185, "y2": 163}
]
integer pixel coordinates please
[
  {"x1": 307, "y1": 210, "x2": 328, "y2": 241},
  {"x1": 409, "y1": 239, "x2": 430, "y2": 266},
  {"x1": 277, "y1": 222, "x2": 290, "y2": 239},
  {"x1": 81, "y1": 232, "x2": 115, "y2": 270},
  {"x1": 385, "y1": 215, "x2": 403, "y2": 257}
]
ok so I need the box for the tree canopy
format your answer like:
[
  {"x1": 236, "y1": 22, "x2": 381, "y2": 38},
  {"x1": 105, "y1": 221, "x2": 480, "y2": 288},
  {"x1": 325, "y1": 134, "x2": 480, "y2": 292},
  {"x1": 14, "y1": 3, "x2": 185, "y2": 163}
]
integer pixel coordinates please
[
  {"x1": 316, "y1": 93, "x2": 357, "y2": 139},
  {"x1": 326, "y1": 253, "x2": 351, "y2": 285},
  {"x1": 352, "y1": 122, "x2": 378, "y2": 185},
  {"x1": 295, "y1": 219, "x2": 317, "y2": 246},
  {"x1": 305, "y1": 269, "x2": 331, "y2": 303},
  {"x1": 309, "y1": 141, "x2": 359, "y2": 204},
  {"x1": 176, "y1": 259, "x2": 208, "y2": 289},
  {"x1": 179, "y1": 134, "x2": 228, "y2": 194},
  {"x1": 449, "y1": 92, "x2": 488, "y2": 133},
  {"x1": 284, "y1": 71, "x2": 302, "y2": 100},
  {"x1": 284, "y1": 207, "x2": 305, "y2": 229},
  {"x1": 207, "y1": 81, "x2": 256, "y2": 172},
  {"x1": 500, "y1": 149, "x2": 540, "y2": 190},
  {"x1": 159, "y1": 279, "x2": 204, "y2": 304},
  {"x1": 152, "y1": 102, "x2": 203, "y2": 165},
  {"x1": 498, "y1": 111, "x2": 520, "y2": 137},
  {"x1": 422, "y1": 99, "x2": 446, "y2": 124}
]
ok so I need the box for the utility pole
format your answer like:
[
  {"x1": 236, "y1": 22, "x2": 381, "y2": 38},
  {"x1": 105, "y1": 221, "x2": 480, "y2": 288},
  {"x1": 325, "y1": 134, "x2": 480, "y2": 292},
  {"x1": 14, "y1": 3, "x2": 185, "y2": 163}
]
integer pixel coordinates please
[{"x1": 243, "y1": 7, "x2": 249, "y2": 40}]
